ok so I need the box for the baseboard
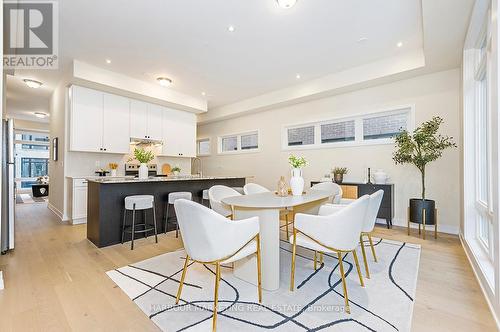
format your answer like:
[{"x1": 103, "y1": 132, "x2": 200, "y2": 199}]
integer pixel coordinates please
[
  {"x1": 0, "y1": 271, "x2": 4, "y2": 290},
  {"x1": 459, "y1": 234, "x2": 500, "y2": 330},
  {"x1": 71, "y1": 217, "x2": 87, "y2": 225},
  {"x1": 47, "y1": 203, "x2": 69, "y2": 222},
  {"x1": 383, "y1": 218, "x2": 459, "y2": 235}
]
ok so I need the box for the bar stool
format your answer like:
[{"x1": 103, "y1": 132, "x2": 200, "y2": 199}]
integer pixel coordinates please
[
  {"x1": 202, "y1": 189, "x2": 210, "y2": 207},
  {"x1": 165, "y1": 192, "x2": 192, "y2": 237},
  {"x1": 121, "y1": 195, "x2": 158, "y2": 250}
]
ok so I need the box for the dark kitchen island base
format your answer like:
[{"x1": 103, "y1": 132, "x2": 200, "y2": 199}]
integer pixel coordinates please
[{"x1": 87, "y1": 177, "x2": 246, "y2": 248}]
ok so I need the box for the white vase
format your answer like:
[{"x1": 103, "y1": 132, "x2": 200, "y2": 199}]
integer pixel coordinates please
[
  {"x1": 110, "y1": 169, "x2": 117, "y2": 177},
  {"x1": 138, "y1": 163, "x2": 149, "y2": 179},
  {"x1": 290, "y1": 168, "x2": 304, "y2": 196},
  {"x1": 373, "y1": 169, "x2": 389, "y2": 184}
]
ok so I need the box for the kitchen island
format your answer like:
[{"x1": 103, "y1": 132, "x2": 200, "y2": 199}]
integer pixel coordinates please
[{"x1": 86, "y1": 176, "x2": 246, "y2": 247}]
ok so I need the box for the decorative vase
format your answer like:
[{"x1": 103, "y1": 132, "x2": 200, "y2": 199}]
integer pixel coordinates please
[
  {"x1": 373, "y1": 169, "x2": 389, "y2": 184},
  {"x1": 290, "y1": 168, "x2": 304, "y2": 196},
  {"x1": 334, "y1": 173, "x2": 344, "y2": 184},
  {"x1": 138, "y1": 163, "x2": 149, "y2": 179},
  {"x1": 110, "y1": 169, "x2": 117, "y2": 177},
  {"x1": 277, "y1": 176, "x2": 288, "y2": 197}
]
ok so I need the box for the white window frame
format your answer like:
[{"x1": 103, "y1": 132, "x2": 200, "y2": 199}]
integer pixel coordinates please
[
  {"x1": 196, "y1": 138, "x2": 211, "y2": 156},
  {"x1": 217, "y1": 130, "x2": 260, "y2": 155},
  {"x1": 281, "y1": 105, "x2": 414, "y2": 151}
]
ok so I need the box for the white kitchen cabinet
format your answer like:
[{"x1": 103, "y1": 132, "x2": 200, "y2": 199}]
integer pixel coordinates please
[
  {"x1": 161, "y1": 107, "x2": 196, "y2": 157},
  {"x1": 147, "y1": 104, "x2": 163, "y2": 141},
  {"x1": 70, "y1": 86, "x2": 103, "y2": 153},
  {"x1": 130, "y1": 99, "x2": 148, "y2": 139},
  {"x1": 71, "y1": 178, "x2": 88, "y2": 224},
  {"x1": 103, "y1": 93, "x2": 130, "y2": 154}
]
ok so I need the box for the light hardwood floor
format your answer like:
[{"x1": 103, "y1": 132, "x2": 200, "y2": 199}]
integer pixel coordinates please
[{"x1": 0, "y1": 203, "x2": 496, "y2": 331}]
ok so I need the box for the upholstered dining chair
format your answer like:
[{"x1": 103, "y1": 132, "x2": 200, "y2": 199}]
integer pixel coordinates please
[
  {"x1": 289, "y1": 195, "x2": 370, "y2": 314},
  {"x1": 208, "y1": 185, "x2": 242, "y2": 219},
  {"x1": 174, "y1": 199, "x2": 262, "y2": 332},
  {"x1": 322, "y1": 190, "x2": 384, "y2": 278},
  {"x1": 243, "y1": 183, "x2": 294, "y2": 239},
  {"x1": 310, "y1": 181, "x2": 343, "y2": 204}
]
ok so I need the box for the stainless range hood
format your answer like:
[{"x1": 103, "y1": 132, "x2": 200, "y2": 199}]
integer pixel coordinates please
[{"x1": 130, "y1": 137, "x2": 163, "y2": 146}]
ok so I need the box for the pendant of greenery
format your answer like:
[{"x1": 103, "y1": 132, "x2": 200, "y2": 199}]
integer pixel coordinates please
[
  {"x1": 133, "y1": 148, "x2": 155, "y2": 164},
  {"x1": 393, "y1": 116, "x2": 456, "y2": 200}
]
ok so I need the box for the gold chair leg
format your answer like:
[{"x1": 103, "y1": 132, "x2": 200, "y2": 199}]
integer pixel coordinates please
[
  {"x1": 314, "y1": 251, "x2": 318, "y2": 270},
  {"x1": 360, "y1": 234, "x2": 370, "y2": 279},
  {"x1": 352, "y1": 249, "x2": 364, "y2": 287},
  {"x1": 337, "y1": 252, "x2": 350, "y2": 314},
  {"x1": 212, "y1": 262, "x2": 221, "y2": 332},
  {"x1": 175, "y1": 255, "x2": 190, "y2": 304},
  {"x1": 285, "y1": 213, "x2": 289, "y2": 240},
  {"x1": 256, "y1": 235, "x2": 262, "y2": 303},
  {"x1": 368, "y1": 234, "x2": 377, "y2": 262},
  {"x1": 290, "y1": 228, "x2": 297, "y2": 291}
]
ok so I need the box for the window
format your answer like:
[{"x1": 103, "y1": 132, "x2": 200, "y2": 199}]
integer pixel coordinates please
[
  {"x1": 21, "y1": 158, "x2": 49, "y2": 178},
  {"x1": 16, "y1": 133, "x2": 49, "y2": 150},
  {"x1": 287, "y1": 126, "x2": 315, "y2": 146},
  {"x1": 218, "y1": 131, "x2": 259, "y2": 154},
  {"x1": 363, "y1": 113, "x2": 407, "y2": 140},
  {"x1": 197, "y1": 138, "x2": 211, "y2": 156},
  {"x1": 283, "y1": 107, "x2": 412, "y2": 149},
  {"x1": 321, "y1": 120, "x2": 355, "y2": 143}
]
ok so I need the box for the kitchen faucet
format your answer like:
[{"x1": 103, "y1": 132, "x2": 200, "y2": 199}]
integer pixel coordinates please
[{"x1": 191, "y1": 157, "x2": 202, "y2": 177}]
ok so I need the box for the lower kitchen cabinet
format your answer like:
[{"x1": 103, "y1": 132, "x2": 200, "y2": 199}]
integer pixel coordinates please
[{"x1": 70, "y1": 178, "x2": 88, "y2": 224}]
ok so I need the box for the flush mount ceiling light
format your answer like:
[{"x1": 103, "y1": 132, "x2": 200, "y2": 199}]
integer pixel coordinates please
[
  {"x1": 397, "y1": 41, "x2": 403, "y2": 48},
  {"x1": 276, "y1": 0, "x2": 297, "y2": 8},
  {"x1": 34, "y1": 112, "x2": 48, "y2": 118},
  {"x1": 157, "y1": 77, "x2": 172, "y2": 87},
  {"x1": 23, "y1": 79, "x2": 43, "y2": 89},
  {"x1": 227, "y1": 25, "x2": 235, "y2": 32},
  {"x1": 295, "y1": 74, "x2": 301, "y2": 79},
  {"x1": 105, "y1": 59, "x2": 111, "y2": 64},
  {"x1": 201, "y1": 91, "x2": 206, "y2": 96}
]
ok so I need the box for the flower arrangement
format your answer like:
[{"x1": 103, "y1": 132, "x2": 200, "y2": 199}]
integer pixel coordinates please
[
  {"x1": 132, "y1": 148, "x2": 155, "y2": 164},
  {"x1": 171, "y1": 166, "x2": 181, "y2": 174},
  {"x1": 332, "y1": 167, "x2": 348, "y2": 175},
  {"x1": 109, "y1": 163, "x2": 118, "y2": 170},
  {"x1": 288, "y1": 155, "x2": 308, "y2": 169}
]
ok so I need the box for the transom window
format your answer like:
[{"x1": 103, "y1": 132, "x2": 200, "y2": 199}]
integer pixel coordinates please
[
  {"x1": 218, "y1": 131, "x2": 260, "y2": 154},
  {"x1": 283, "y1": 107, "x2": 412, "y2": 150}
]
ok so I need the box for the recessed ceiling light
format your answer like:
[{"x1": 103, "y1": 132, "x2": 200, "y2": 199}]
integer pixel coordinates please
[
  {"x1": 106, "y1": 59, "x2": 111, "y2": 64},
  {"x1": 201, "y1": 91, "x2": 206, "y2": 96},
  {"x1": 23, "y1": 79, "x2": 43, "y2": 89},
  {"x1": 357, "y1": 37, "x2": 368, "y2": 43},
  {"x1": 227, "y1": 25, "x2": 235, "y2": 32},
  {"x1": 34, "y1": 112, "x2": 48, "y2": 118},
  {"x1": 276, "y1": 0, "x2": 297, "y2": 8},
  {"x1": 296, "y1": 74, "x2": 301, "y2": 79},
  {"x1": 157, "y1": 77, "x2": 173, "y2": 87},
  {"x1": 397, "y1": 41, "x2": 403, "y2": 48}
]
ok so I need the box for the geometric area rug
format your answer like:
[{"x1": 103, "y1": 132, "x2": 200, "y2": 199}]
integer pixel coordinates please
[{"x1": 107, "y1": 238, "x2": 420, "y2": 332}]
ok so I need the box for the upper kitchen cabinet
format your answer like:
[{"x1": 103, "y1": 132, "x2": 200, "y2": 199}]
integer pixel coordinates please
[
  {"x1": 102, "y1": 93, "x2": 130, "y2": 154},
  {"x1": 130, "y1": 101, "x2": 163, "y2": 141},
  {"x1": 161, "y1": 107, "x2": 196, "y2": 157},
  {"x1": 70, "y1": 86, "x2": 130, "y2": 154},
  {"x1": 70, "y1": 86, "x2": 104, "y2": 153}
]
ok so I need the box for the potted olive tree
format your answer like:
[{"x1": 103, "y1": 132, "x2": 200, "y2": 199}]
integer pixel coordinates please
[{"x1": 393, "y1": 116, "x2": 456, "y2": 226}]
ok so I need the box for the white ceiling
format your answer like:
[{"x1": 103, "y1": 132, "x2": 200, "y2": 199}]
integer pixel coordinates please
[{"x1": 6, "y1": 0, "x2": 474, "y2": 121}]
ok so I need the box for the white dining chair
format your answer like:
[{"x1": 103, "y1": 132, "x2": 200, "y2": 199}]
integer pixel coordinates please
[
  {"x1": 321, "y1": 190, "x2": 384, "y2": 278},
  {"x1": 243, "y1": 183, "x2": 294, "y2": 239},
  {"x1": 311, "y1": 181, "x2": 343, "y2": 204},
  {"x1": 174, "y1": 199, "x2": 262, "y2": 331},
  {"x1": 208, "y1": 185, "x2": 242, "y2": 219},
  {"x1": 289, "y1": 195, "x2": 370, "y2": 314}
]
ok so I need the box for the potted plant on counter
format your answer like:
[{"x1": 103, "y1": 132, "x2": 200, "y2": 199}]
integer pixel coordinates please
[
  {"x1": 393, "y1": 116, "x2": 456, "y2": 227},
  {"x1": 289, "y1": 155, "x2": 308, "y2": 196},
  {"x1": 132, "y1": 148, "x2": 155, "y2": 179},
  {"x1": 332, "y1": 167, "x2": 348, "y2": 184},
  {"x1": 109, "y1": 163, "x2": 118, "y2": 177},
  {"x1": 171, "y1": 166, "x2": 181, "y2": 176}
]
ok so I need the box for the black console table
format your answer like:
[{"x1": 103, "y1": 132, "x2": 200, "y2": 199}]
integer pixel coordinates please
[{"x1": 311, "y1": 181, "x2": 394, "y2": 229}]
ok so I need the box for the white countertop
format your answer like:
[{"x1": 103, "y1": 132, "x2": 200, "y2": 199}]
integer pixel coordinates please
[
  {"x1": 222, "y1": 190, "x2": 331, "y2": 209},
  {"x1": 86, "y1": 175, "x2": 248, "y2": 184}
]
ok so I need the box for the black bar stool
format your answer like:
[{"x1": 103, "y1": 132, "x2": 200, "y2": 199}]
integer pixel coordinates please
[{"x1": 121, "y1": 195, "x2": 158, "y2": 250}]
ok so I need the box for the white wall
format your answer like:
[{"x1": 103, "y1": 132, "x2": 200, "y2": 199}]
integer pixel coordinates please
[{"x1": 198, "y1": 69, "x2": 461, "y2": 233}]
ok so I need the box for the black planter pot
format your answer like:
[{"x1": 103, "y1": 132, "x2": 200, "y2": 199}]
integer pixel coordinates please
[
  {"x1": 409, "y1": 199, "x2": 436, "y2": 225},
  {"x1": 334, "y1": 174, "x2": 344, "y2": 184}
]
